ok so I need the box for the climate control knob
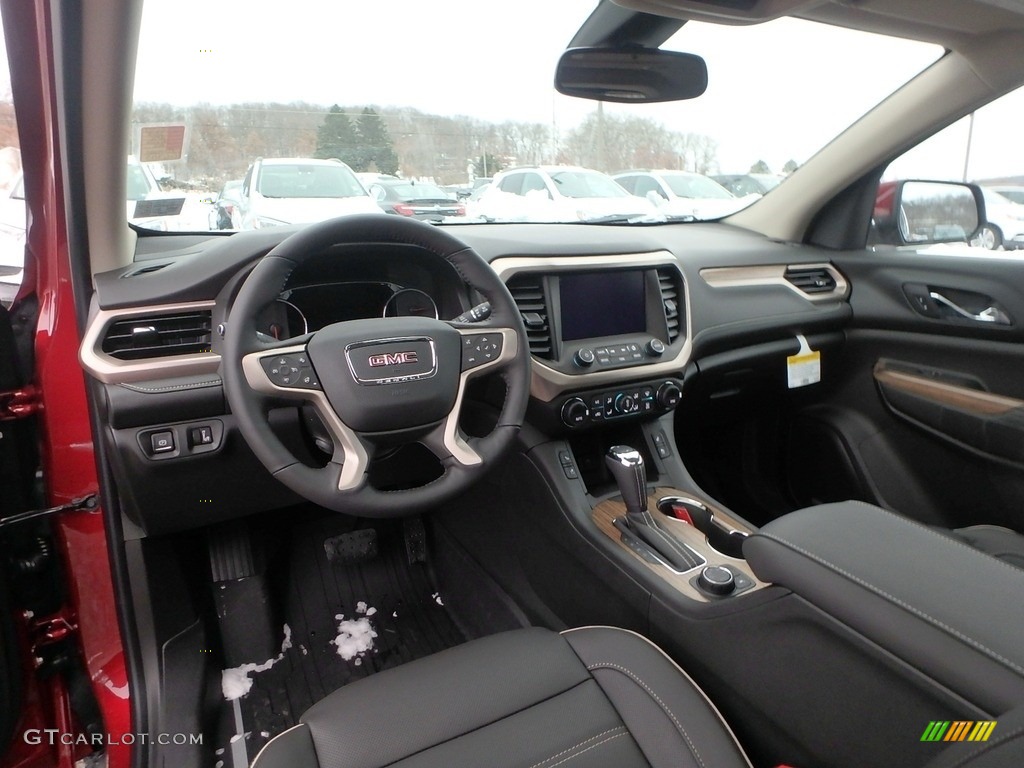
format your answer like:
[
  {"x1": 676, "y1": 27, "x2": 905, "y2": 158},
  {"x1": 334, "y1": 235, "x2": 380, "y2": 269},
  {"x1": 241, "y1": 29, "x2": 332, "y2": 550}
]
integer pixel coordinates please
[
  {"x1": 656, "y1": 381, "x2": 682, "y2": 409},
  {"x1": 613, "y1": 393, "x2": 636, "y2": 415},
  {"x1": 560, "y1": 397, "x2": 589, "y2": 427}
]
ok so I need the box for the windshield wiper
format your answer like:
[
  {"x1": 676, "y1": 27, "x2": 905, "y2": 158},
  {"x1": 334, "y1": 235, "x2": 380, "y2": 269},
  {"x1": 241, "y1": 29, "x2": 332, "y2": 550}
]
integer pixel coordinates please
[{"x1": 582, "y1": 213, "x2": 667, "y2": 224}]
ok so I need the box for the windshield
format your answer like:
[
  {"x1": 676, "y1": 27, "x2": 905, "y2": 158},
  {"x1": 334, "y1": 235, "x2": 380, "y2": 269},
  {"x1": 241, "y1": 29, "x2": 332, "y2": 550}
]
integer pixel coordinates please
[{"x1": 129, "y1": 1, "x2": 940, "y2": 230}]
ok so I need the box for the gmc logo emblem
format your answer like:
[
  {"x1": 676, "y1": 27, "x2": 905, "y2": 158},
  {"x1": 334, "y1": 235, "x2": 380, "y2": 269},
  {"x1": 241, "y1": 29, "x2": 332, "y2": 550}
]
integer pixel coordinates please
[{"x1": 367, "y1": 351, "x2": 419, "y2": 367}]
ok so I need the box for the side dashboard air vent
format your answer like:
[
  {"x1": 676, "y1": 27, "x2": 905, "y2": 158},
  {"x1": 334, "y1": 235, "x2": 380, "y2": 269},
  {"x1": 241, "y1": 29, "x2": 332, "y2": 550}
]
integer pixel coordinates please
[
  {"x1": 123, "y1": 262, "x2": 172, "y2": 278},
  {"x1": 101, "y1": 310, "x2": 213, "y2": 360},
  {"x1": 656, "y1": 267, "x2": 684, "y2": 343},
  {"x1": 784, "y1": 266, "x2": 837, "y2": 295},
  {"x1": 506, "y1": 274, "x2": 552, "y2": 359}
]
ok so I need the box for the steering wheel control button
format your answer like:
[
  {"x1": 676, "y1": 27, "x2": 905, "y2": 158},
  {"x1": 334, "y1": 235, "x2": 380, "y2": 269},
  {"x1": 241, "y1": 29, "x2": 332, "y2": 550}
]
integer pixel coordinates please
[
  {"x1": 461, "y1": 333, "x2": 504, "y2": 370},
  {"x1": 697, "y1": 565, "x2": 736, "y2": 596},
  {"x1": 150, "y1": 430, "x2": 175, "y2": 453},
  {"x1": 260, "y1": 353, "x2": 321, "y2": 390}
]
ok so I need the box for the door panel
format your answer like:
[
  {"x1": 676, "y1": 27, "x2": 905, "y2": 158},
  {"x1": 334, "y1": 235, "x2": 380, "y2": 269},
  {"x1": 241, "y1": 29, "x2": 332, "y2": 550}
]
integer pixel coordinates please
[{"x1": 786, "y1": 249, "x2": 1024, "y2": 533}]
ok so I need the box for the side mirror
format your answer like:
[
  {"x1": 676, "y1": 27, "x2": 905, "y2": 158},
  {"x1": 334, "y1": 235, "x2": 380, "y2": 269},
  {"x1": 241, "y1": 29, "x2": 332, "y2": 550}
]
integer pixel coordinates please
[
  {"x1": 873, "y1": 180, "x2": 984, "y2": 246},
  {"x1": 555, "y1": 47, "x2": 707, "y2": 104},
  {"x1": 646, "y1": 190, "x2": 666, "y2": 207}
]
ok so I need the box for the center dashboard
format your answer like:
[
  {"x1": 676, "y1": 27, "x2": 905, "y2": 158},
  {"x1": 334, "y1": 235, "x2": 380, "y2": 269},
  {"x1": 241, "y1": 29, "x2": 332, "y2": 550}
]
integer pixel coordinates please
[{"x1": 78, "y1": 221, "x2": 852, "y2": 534}]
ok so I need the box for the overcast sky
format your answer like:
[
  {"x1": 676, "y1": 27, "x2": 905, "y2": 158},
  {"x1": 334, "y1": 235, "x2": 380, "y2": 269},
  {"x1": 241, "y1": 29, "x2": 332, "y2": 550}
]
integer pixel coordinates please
[{"x1": 2, "y1": 0, "x2": 1021, "y2": 179}]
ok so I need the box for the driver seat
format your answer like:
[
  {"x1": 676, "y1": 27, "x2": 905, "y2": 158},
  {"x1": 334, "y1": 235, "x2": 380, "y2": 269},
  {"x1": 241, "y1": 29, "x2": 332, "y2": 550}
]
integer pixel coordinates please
[{"x1": 251, "y1": 626, "x2": 753, "y2": 768}]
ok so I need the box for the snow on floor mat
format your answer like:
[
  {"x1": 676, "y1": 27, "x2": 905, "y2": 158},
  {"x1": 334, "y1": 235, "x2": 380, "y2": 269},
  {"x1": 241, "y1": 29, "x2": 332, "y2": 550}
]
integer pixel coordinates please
[{"x1": 216, "y1": 516, "x2": 466, "y2": 763}]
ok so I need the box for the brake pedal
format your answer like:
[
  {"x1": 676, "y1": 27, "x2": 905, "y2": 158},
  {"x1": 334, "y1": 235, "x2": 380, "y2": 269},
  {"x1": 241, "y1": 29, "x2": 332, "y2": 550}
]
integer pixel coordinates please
[{"x1": 324, "y1": 529, "x2": 378, "y2": 564}]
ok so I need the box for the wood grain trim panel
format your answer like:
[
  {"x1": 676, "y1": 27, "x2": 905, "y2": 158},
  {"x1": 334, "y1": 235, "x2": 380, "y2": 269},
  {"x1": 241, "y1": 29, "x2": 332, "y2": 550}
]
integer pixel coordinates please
[
  {"x1": 592, "y1": 487, "x2": 767, "y2": 603},
  {"x1": 873, "y1": 364, "x2": 1022, "y2": 416}
]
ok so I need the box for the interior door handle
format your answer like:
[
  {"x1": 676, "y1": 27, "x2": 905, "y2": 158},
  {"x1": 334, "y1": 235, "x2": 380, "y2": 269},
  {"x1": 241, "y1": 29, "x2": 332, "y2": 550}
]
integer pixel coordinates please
[{"x1": 928, "y1": 291, "x2": 1011, "y2": 324}]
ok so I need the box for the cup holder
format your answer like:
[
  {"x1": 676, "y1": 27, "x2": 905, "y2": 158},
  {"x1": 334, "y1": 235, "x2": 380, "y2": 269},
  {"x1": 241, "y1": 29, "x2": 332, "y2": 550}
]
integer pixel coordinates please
[{"x1": 656, "y1": 495, "x2": 749, "y2": 559}]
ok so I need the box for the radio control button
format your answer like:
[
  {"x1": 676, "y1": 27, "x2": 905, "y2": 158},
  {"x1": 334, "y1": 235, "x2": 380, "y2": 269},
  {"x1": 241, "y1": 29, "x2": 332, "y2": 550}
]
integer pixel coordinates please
[{"x1": 574, "y1": 348, "x2": 596, "y2": 367}]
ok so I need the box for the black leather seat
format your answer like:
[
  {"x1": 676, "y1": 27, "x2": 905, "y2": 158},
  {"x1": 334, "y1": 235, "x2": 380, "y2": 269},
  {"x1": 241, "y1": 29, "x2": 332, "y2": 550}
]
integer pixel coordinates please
[
  {"x1": 252, "y1": 624, "x2": 1024, "y2": 768},
  {"x1": 251, "y1": 626, "x2": 753, "y2": 768},
  {"x1": 950, "y1": 524, "x2": 1024, "y2": 569}
]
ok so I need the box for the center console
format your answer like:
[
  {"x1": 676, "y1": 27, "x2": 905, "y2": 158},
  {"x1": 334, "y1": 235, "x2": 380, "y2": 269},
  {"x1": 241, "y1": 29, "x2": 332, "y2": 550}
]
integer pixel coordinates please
[{"x1": 491, "y1": 251, "x2": 760, "y2": 602}]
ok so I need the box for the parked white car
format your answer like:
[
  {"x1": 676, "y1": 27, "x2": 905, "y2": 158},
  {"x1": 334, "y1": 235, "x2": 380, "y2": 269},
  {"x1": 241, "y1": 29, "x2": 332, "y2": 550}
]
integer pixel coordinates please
[
  {"x1": 238, "y1": 158, "x2": 383, "y2": 229},
  {"x1": 473, "y1": 166, "x2": 662, "y2": 223},
  {"x1": 0, "y1": 158, "x2": 184, "y2": 303},
  {"x1": 613, "y1": 169, "x2": 753, "y2": 220},
  {"x1": 974, "y1": 187, "x2": 1024, "y2": 250},
  {"x1": 985, "y1": 185, "x2": 1024, "y2": 205}
]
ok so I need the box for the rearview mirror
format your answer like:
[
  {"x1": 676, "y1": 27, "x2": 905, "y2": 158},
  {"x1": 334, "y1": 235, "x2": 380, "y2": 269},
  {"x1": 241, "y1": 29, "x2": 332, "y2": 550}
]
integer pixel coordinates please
[{"x1": 555, "y1": 47, "x2": 708, "y2": 103}]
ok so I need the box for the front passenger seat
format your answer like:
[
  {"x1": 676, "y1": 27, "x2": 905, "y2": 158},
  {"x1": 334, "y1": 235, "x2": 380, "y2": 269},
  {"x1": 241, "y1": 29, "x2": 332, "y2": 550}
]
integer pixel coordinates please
[
  {"x1": 252, "y1": 625, "x2": 1024, "y2": 768},
  {"x1": 252, "y1": 626, "x2": 752, "y2": 768}
]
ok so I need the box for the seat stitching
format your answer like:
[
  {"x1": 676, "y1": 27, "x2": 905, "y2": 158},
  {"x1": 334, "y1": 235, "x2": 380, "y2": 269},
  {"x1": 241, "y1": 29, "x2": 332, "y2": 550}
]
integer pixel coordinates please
[
  {"x1": 561, "y1": 628, "x2": 754, "y2": 768},
  {"x1": 119, "y1": 378, "x2": 221, "y2": 393},
  {"x1": 941, "y1": 724, "x2": 1024, "y2": 768},
  {"x1": 759, "y1": 532, "x2": 1024, "y2": 677},
  {"x1": 587, "y1": 662, "x2": 706, "y2": 768},
  {"x1": 529, "y1": 728, "x2": 628, "y2": 768},
  {"x1": 373, "y1": 678, "x2": 596, "y2": 768}
]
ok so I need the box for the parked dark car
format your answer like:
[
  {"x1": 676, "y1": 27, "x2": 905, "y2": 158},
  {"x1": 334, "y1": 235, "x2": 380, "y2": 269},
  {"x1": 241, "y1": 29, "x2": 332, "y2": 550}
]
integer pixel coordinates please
[
  {"x1": 208, "y1": 179, "x2": 243, "y2": 230},
  {"x1": 368, "y1": 179, "x2": 465, "y2": 221}
]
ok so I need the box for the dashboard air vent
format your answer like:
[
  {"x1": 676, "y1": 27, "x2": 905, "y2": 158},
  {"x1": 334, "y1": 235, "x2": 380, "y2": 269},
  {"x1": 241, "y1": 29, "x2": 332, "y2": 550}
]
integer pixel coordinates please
[
  {"x1": 101, "y1": 310, "x2": 213, "y2": 360},
  {"x1": 784, "y1": 266, "x2": 837, "y2": 295},
  {"x1": 506, "y1": 274, "x2": 552, "y2": 359},
  {"x1": 123, "y1": 262, "x2": 171, "y2": 278},
  {"x1": 656, "y1": 267, "x2": 684, "y2": 343}
]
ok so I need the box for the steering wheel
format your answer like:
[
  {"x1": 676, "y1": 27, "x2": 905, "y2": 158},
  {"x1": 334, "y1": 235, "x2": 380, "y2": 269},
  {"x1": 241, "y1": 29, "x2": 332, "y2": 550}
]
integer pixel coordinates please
[{"x1": 221, "y1": 214, "x2": 530, "y2": 517}]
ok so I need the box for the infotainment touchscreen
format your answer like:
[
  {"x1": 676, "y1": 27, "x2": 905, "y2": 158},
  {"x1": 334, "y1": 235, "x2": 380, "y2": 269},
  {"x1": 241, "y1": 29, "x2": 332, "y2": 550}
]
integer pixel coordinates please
[{"x1": 559, "y1": 270, "x2": 646, "y2": 342}]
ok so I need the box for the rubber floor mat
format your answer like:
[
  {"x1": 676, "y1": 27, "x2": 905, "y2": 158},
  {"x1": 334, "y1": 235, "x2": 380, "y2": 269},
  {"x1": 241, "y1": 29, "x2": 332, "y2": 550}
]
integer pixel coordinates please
[{"x1": 218, "y1": 515, "x2": 467, "y2": 763}]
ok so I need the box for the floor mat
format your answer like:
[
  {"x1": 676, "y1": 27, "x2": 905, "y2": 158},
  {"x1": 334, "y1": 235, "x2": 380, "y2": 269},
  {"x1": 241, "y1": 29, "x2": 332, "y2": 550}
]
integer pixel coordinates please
[{"x1": 215, "y1": 515, "x2": 471, "y2": 764}]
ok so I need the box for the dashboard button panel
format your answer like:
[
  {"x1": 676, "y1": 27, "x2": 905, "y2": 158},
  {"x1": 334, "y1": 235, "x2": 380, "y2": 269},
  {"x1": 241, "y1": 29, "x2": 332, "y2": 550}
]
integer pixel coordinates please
[{"x1": 559, "y1": 379, "x2": 680, "y2": 429}]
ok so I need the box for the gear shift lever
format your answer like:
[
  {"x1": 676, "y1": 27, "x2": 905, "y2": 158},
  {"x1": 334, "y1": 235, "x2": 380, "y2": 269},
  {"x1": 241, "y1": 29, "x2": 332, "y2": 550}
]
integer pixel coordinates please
[
  {"x1": 604, "y1": 445, "x2": 648, "y2": 515},
  {"x1": 605, "y1": 445, "x2": 702, "y2": 572}
]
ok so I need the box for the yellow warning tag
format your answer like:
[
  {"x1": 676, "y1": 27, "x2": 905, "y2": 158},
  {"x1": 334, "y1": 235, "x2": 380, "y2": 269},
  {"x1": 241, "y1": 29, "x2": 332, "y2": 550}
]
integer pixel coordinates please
[{"x1": 787, "y1": 335, "x2": 821, "y2": 389}]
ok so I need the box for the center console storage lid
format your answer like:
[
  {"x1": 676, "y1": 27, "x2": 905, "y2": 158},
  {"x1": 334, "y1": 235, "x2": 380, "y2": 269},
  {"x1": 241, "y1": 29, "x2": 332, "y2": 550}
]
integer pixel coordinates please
[{"x1": 744, "y1": 502, "x2": 1024, "y2": 712}]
